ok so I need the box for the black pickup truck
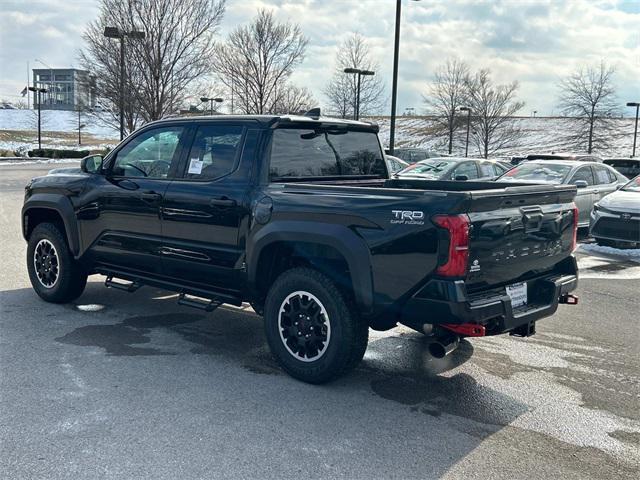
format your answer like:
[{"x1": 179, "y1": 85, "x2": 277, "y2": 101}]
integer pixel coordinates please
[{"x1": 22, "y1": 114, "x2": 579, "y2": 383}]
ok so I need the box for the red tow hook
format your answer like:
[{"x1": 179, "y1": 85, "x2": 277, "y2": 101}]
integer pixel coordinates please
[
  {"x1": 560, "y1": 294, "x2": 579, "y2": 305},
  {"x1": 441, "y1": 323, "x2": 486, "y2": 337}
]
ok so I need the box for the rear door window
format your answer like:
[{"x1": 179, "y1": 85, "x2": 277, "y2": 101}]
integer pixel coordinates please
[
  {"x1": 269, "y1": 128, "x2": 386, "y2": 179},
  {"x1": 453, "y1": 162, "x2": 479, "y2": 180},
  {"x1": 593, "y1": 165, "x2": 614, "y2": 185},
  {"x1": 184, "y1": 125, "x2": 244, "y2": 180},
  {"x1": 479, "y1": 162, "x2": 495, "y2": 177}
]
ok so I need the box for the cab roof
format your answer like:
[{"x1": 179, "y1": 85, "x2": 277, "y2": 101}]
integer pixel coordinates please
[{"x1": 151, "y1": 114, "x2": 379, "y2": 132}]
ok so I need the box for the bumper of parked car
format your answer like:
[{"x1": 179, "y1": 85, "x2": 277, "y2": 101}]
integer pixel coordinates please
[{"x1": 590, "y1": 209, "x2": 640, "y2": 243}]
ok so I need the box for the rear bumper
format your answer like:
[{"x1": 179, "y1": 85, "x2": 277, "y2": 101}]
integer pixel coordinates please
[{"x1": 400, "y1": 256, "x2": 578, "y2": 335}]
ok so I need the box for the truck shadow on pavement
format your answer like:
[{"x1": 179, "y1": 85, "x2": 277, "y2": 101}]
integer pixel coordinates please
[
  {"x1": 50, "y1": 281, "x2": 531, "y2": 432},
  {"x1": 3, "y1": 280, "x2": 530, "y2": 439}
]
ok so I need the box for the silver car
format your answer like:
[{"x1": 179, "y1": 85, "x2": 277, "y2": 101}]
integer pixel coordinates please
[
  {"x1": 589, "y1": 175, "x2": 640, "y2": 246},
  {"x1": 497, "y1": 160, "x2": 628, "y2": 227},
  {"x1": 395, "y1": 157, "x2": 510, "y2": 181}
]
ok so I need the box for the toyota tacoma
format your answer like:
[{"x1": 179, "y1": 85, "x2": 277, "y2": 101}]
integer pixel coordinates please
[{"x1": 22, "y1": 113, "x2": 579, "y2": 383}]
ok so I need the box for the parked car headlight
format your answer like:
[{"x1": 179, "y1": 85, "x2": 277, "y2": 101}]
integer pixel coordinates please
[{"x1": 593, "y1": 203, "x2": 614, "y2": 214}]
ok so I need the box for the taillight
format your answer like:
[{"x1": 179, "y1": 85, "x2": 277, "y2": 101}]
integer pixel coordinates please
[
  {"x1": 433, "y1": 214, "x2": 470, "y2": 277},
  {"x1": 571, "y1": 204, "x2": 578, "y2": 252}
]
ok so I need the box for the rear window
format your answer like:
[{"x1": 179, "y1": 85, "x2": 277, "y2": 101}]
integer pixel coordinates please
[
  {"x1": 269, "y1": 128, "x2": 386, "y2": 179},
  {"x1": 499, "y1": 162, "x2": 572, "y2": 184}
]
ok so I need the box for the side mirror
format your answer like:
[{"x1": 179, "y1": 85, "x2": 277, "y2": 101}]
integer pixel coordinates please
[
  {"x1": 80, "y1": 155, "x2": 103, "y2": 174},
  {"x1": 455, "y1": 175, "x2": 469, "y2": 181},
  {"x1": 574, "y1": 180, "x2": 588, "y2": 189}
]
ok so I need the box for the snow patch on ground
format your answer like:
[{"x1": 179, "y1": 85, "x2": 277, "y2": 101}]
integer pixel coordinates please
[
  {"x1": 578, "y1": 243, "x2": 640, "y2": 263},
  {"x1": 0, "y1": 158, "x2": 80, "y2": 166}
]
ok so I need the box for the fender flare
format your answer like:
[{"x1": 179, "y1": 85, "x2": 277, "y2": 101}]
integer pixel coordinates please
[
  {"x1": 22, "y1": 194, "x2": 80, "y2": 257},
  {"x1": 246, "y1": 220, "x2": 373, "y2": 312}
]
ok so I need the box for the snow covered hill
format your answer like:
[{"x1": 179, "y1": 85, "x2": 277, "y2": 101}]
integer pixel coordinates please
[{"x1": 371, "y1": 116, "x2": 637, "y2": 158}]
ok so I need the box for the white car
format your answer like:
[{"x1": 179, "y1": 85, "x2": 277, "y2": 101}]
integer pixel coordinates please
[{"x1": 589, "y1": 175, "x2": 640, "y2": 247}]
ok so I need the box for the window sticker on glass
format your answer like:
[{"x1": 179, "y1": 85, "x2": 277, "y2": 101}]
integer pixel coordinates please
[{"x1": 188, "y1": 158, "x2": 203, "y2": 175}]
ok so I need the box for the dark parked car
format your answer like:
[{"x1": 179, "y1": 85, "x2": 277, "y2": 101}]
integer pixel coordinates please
[
  {"x1": 590, "y1": 175, "x2": 640, "y2": 246},
  {"x1": 22, "y1": 114, "x2": 579, "y2": 384},
  {"x1": 498, "y1": 160, "x2": 627, "y2": 226},
  {"x1": 395, "y1": 157, "x2": 510, "y2": 181},
  {"x1": 385, "y1": 147, "x2": 441, "y2": 163},
  {"x1": 511, "y1": 153, "x2": 602, "y2": 165},
  {"x1": 603, "y1": 158, "x2": 640, "y2": 179}
]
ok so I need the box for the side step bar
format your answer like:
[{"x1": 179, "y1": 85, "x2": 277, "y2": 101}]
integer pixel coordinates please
[
  {"x1": 105, "y1": 276, "x2": 142, "y2": 292},
  {"x1": 177, "y1": 293, "x2": 221, "y2": 312}
]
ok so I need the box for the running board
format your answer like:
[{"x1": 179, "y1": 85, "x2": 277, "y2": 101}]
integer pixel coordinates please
[
  {"x1": 105, "y1": 276, "x2": 142, "y2": 293},
  {"x1": 177, "y1": 293, "x2": 221, "y2": 312}
]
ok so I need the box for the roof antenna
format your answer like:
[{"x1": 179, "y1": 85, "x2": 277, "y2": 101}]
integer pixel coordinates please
[{"x1": 304, "y1": 107, "x2": 321, "y2": 119}]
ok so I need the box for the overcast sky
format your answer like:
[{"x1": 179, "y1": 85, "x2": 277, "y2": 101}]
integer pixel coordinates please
[{"x1": 0, "y1": 0, "x2": 638, "y2": 116}]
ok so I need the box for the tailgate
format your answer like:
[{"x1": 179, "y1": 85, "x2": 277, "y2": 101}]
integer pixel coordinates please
[{"x1": 464, "y1": 201, "x2": 576, "y2": 292}]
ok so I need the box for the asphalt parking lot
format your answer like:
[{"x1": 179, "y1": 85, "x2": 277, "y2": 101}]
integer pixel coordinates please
[{"x1": 1, "y1": 164, "x2": 639, "y2": 479}]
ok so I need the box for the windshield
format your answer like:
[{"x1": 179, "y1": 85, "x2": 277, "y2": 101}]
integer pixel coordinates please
[
  {"x1": 397, "y1": 159, "x2": 458, "y2": 178},
  {"x1": 622, "y1": 175, "x2": 640, "y2": 192},
  {"x1": 269, "y1": 128, "x2": 386, "y2": 179},
  {"x1": 499, "y1": 162, "x2": 572, "y2": 184}
]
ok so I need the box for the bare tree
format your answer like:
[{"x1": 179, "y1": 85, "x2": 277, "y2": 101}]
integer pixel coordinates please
[
  {"x1": 212, "y1": 10, "x2": 308, "y2": 115},
  {"x1": 465, "y1": 69, "x2": 525, "y2": 158},
  {"x1": 271, "y1": 84, "x2": 316, "y2": 114},
  {"x1": 557, "y1": 61, "x2": 618, "y2": 153},
  {"x1": 423, "y1": 58, "x2": 469, "y2": 154},
  {"x1": 80, "y1": 0, "x2": 226, "y2": 134},
  {"x1": 323, "y1": 33, "x2": 386, "y2": 118}
]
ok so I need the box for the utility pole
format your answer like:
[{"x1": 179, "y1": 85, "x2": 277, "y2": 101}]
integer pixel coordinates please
[
  {"x1": 104, "y1": 26, "x2": 145, "y2": 140},
  {"x1": 627, "y1": 102, "x2": 639, "y2": 157},
  {"x1": 28, "y1": 86, "x2": 47, "y2": 150}
]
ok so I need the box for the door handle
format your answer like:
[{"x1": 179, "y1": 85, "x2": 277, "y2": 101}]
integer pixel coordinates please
[
  {"x1": 140, "y1": 191, "x2": 162, "y2": 202},
  {"x1": 210, "y1": 197, "x2": 237, "y2": 207}
]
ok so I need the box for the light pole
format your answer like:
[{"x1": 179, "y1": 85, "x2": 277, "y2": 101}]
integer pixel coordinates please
[
  {"x1": 104, "y1": 26, "x2": 145, "y2": 141},
  {"x1": 627, "y1": 102, "x2": 639, "y2": 157},
  {"x1": 343, "y1": 68, "x2": 375, "y2": 120},
  {"x1": 200, "y1": 97, "x2": 224, "y2": 115},
  {"x1": 460, "y1": 106, "x2": 471, "y2": 158},
  {"x1": 28, "y1": 86, "x2": 47, "y2": 150},
  {"x1": 389, "y1": 0, "x2": 420, "y2": 155}
]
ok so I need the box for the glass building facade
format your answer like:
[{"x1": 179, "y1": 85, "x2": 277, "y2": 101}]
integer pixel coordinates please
[{"x1": 32, "y1": 69, "x2": 94, "y2": 111}]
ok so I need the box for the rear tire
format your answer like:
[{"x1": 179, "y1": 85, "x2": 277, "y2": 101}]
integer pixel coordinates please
[
  {"x1": 27, "y1": 223, "x2": 87, "y2": 303},
  {"x1": 264, "y1": 267, "x2": 368, "y2": 384}
]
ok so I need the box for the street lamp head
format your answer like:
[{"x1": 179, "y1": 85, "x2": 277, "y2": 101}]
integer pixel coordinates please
[
  {"x1": 213, "y1": 98, "x2": 224, "y2": 103},
  {"x1": 627, "y1": 102, "x2": 640, "y2": 107},
  {"x1": 28, "y1": 86, "x2": 47, "y2": 93},
  {"x1": 200, "y1": 97, "x2": 210, "y2": 103},
  {"x1": 343, "y1": 68, "x2": 360, "y2": 74},
  {"x1": 103, "y1": 26, "x2": 121, "y2": 38},
  {"x1": 459, "y1": 106, "x2": 470, "y2": 112},
  {"x1": 361, "y1": 70, "x2": 375, "y2": 76}
]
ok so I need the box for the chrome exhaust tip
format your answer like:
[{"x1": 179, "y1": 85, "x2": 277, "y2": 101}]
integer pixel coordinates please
[{"x1": 428, "y1": 335, "x2": 460, "y2": 359}]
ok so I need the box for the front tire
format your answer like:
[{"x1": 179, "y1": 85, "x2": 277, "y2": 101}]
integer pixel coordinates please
[
  {"x1": 264, "y1": 268, "x2": 368, "y2": 384},
  {"x1": 27, "y1": 223, "x2": 87, "y2": 303}
]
